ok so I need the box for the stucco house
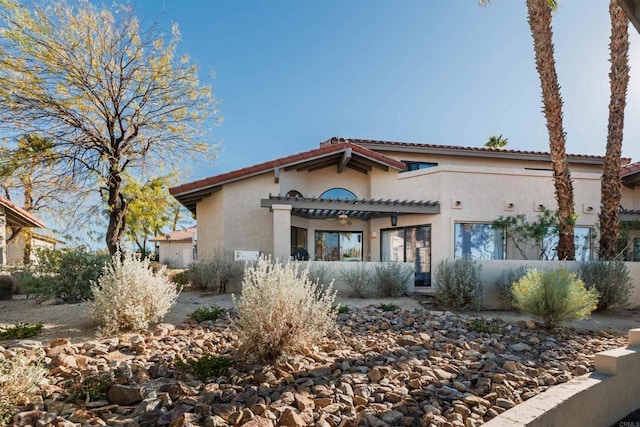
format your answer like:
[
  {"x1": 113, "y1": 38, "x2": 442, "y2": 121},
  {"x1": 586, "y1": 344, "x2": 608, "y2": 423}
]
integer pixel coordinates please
[
  {"x1": 169, "y1": 137, "x2": 640, "y2": 289},
  {"x1": 6, "y1": 232, "x2": 63, "y2": 265},
  {"x1": 0, "y1": 196, "x2": 45, "y2": 266},
  {"x1": 152, "y1": 226, "x2": 197, "y2": 269}
]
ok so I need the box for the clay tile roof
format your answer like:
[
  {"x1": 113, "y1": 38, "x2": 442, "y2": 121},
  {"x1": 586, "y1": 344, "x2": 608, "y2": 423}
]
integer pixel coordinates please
[
  {"x1": 0, "y1": 196, "x2": 45, "y2": 228},
  {"x1": 341, "y1": 137, "x2": 618, "y2": 161},
  {"x1": 151, "y1": 226, "x2": 196, "y2": 243},
  {"x1": 621, "y1": 161, "x2": 640, "y2": 177},
  {"x1": 170, "y1": 142, "x2": 405, "y2": 196}
]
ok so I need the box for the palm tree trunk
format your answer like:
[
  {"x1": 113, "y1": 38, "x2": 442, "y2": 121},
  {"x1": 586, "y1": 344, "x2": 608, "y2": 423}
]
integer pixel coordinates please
[
  {"x1": 526, "y1": 0, "x2": 575, "y2": 260},
  {"x1": 599, "y1": 0, "x2": 630, "y2": 260}
]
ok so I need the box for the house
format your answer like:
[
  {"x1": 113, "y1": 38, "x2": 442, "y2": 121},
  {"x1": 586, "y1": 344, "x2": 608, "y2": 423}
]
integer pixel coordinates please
[
  {"x1": 6, "y1": 232, "x2": 64, "y2": 265},
  {"x1": 169, "y1": 137, "x2": 640, "y2": 288},
  {"x1": 152, "y1": 226, "x2": 197, "y2": 269},
  {"x1": 0, "y1": 196, "x2": 45, "y2": 266}
]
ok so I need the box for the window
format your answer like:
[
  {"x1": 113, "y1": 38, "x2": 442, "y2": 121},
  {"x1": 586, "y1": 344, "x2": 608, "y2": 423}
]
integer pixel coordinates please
[
  {"x1": 286, "y1": 190, "x2": 303, "y2": 198},
  {"x1": 401, "y1": 161, "x2": 438, "y2": 172},
  {"x1": 314, "y1": 231, "x2": 362, "y2": 261},
  {"x1": 381, "y1": 225, "x2": 431, "y2": 286},
  {"x1": 319, "y1": 188, "x2": 356, "y2": 200},
  {"x1": 542, "y1": 226, "x2": 592, "y2": 261},
  {"x1": 291, "y1": 226, "x2": 307, "y2": 257},
  {"x1": 454, "y1": 223, "x2": 505, "y2": 260},
  {"x1": 634, "y1": 238, "x2": 640, "y2": 262}
]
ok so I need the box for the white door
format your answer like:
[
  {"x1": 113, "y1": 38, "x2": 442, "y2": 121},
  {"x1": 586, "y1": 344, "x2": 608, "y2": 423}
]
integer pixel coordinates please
[{"x1": 181, "y1": 248, "x2": 192, "y2": 268}]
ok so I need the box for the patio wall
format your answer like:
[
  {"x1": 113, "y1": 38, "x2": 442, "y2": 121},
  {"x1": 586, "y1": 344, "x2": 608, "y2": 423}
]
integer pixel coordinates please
[
  {"x1": 474, "y1": 260, "x2": 640, "y2": 309},
  {"x1": 293, "y1": 261, "x2": 415, "y2": 295},
  {"x1": 484, "y1": 328, "x2": 640, "y2": 427}
]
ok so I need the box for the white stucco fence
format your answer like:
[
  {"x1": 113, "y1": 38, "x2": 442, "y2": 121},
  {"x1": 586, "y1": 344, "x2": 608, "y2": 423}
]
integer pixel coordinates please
[
  {"x1": 292, "y1": 261, "x2": 415, "y2": 295},
  {"x1": 475, "y1": 260, "x2": 640, "y2": 309}
]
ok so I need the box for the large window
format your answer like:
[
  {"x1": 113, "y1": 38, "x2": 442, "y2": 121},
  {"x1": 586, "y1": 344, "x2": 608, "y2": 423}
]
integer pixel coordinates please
[
  {"x1": 381, "y1": 225, "x2": 431, "y2": 286},
  {"x1": 542, "y1": 227, "x2": 592, "y2": 261},
  {"x1": 314, "y1": 231, "x2": 362, "y2": 261},
  {"x1": 454, "y1": 223, "x2": 505, "y2": 260}
]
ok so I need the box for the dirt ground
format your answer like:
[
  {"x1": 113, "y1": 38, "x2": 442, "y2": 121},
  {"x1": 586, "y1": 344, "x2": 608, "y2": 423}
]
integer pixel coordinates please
[{"x1": 0, "y1": 291, "x2": 638, "y2": 344}]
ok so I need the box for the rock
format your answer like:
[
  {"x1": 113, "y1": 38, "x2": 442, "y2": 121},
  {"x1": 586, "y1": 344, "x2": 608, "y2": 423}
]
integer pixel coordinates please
[
  {"x1": 463, "y1": 395, "x2": 491, "y2": 408},
  {"x1": 294, "y1": 394, "x2": 315, "y2": 411},
  {"x1": 575, "y1": 365, "x2": 589, "y2": 376},
  {"x1": 381, "y1": 410, "x2": 404, "y2": 424},
  {"x1": 278, "y1": 408, "x2": 306, "y2": 427},
  {"x1": 503, "y1": 361, "x2": 518, "y2": 373},
  {"x1": 13, "y1": 410, "x2": 46, "y2": 426},
  {"x1": 242, "y1": 416, "x2": 273, "y2": 427},
  {"x1": 511, "y1": 343, "x2": 532, "y2": 352},
  {"x1": 368, "y1": 366, "x2": 384, "y2": 382},
  {"x1": 495, "y1": 398, "x2": 516, "y2": 409},
  {"x1": 108, "y1": 384, "x2": 146, "y2": 405}
]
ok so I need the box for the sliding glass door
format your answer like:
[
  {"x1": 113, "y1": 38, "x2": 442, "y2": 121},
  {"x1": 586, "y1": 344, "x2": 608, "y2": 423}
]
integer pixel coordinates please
[{"x1": 381, "y1": 225, "x2": 431, "y2": 286}]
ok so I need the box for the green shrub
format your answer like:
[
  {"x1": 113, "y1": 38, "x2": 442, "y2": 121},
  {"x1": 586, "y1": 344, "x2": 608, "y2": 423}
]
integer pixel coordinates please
[
  {"x1": 333, "y1": 304, "x2": 349, "y2": 314},
  {"x1": 495, "y1": 266, "x2": 528, "y2": 311},
  {"x1": 234, "y1": 256, "x2": 337, "y2": 362},
  {"x1": 340, "y1": 263, "x2": 372, "y2": 297},
  {"x1": 69, "y1": 373, "x2": 114, "y2": 401},
  {"x1": 378, "y1": 303, "x2": 399, "y2": 312},
  {"x1": 0, "y1": 275, "x2": 18, "y2": 300},
  {"x1": 175, "y1": 354, "x2": 233, "y2": 379},
  {"x1": 170, "y1": 270, "x2": 190, "y2": 287},
  {"x1": 579, "y1": 260, "x2": 632, "y2": 312},
  {"x1": 373, "y1": 263, "x2": 413, "y2": 297},
  {"x1": 0, "y1": 353, "x2": 47, "y2": 423},
  {"x1": 186, "y1": 249, "x2": 244, "y2": 293},
  {"x1": 25, "y1": 248, "x2": 109, "y2": 302},
  {"x1": 88, "y1": 252, "x2": 181, "y2": 335},
  {"x1": 0, "y1": 323, "x2": 43, "y2": 340},
  {"x1": 467, "y1": 319, "x2": 505, "y2": 334},
  {"x1": 512, "y1": 268, "x2": 598, "y2": 330},
  {"x1": 187, "y1": 305, "x2": 225, "y2": 322},
  {"x1": 435, "y1": 258, "x2": 483, "y2": 310}
]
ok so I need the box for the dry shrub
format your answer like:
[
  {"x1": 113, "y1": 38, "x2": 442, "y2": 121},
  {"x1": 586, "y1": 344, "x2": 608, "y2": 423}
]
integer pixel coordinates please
[
  {"x1": 0, "y1": 353, "x2": 47, "y2": 423},
  {"x1": 579, "y1": 260, "x2": 632, "y2": 312},
  {"x1": 435, "y1": 258, "x2": 483, "y2": 310},
  {"x1": 88, "y1": 252, "x2": 181, "y2": 335},
  {"x1": 234, "y1": 256, "x2": 336, "y2": 362},
  {"x1": 0, "y1": 275, "x2": 18, "y2": 300}
]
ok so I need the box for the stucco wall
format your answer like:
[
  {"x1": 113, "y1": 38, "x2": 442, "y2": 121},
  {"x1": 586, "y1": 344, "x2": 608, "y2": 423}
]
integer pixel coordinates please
[
  {"x1": 5, "y1": 232, "x2": 56, "y2": 265},
  {"x1": 460, "y1": 260, "x2": 640, "y2": 309},
  {"x1": 196, "y1": 189, "x2": 225, "y2": 259}
]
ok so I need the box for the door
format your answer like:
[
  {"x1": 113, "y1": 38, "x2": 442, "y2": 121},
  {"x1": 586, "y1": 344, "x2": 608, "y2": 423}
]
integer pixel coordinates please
[
  {"x1": 182, "y1": 248, "x2": 192, "y2": 269},
  {"x1": 381, "y1": 225, "x2": 431, "y2": 287}
]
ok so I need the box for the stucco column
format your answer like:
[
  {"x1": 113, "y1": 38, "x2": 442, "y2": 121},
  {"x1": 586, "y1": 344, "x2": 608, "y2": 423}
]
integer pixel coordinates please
[{"x1": 271, "y1": 204, "x2": 292, "y2": 262}]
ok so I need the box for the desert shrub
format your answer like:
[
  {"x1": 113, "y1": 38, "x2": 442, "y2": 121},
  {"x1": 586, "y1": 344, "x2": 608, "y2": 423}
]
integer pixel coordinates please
[
  {"x1": 333, "y1": 304, "x2": 349, "y2": 314},
  {"x1": 435, "y1": 258, "x2": 483, "y2": 310},
  {"x1": 69, "y1": 373, "x2": 114, "y2": 402},
  {"x1": 186, "y1": 249, "x2": 244, "y2": 293},
  {"x1": 0, "y1": 323, "x2": 43, "y2": 340},
  {"x1": 234, "y1": 256, "x2": 337, "y2": 362},
  {"x1": 467, "y1": 319, "x2": 505, "y2": 334},
  {"x1": 26, "y1": 248, "x2": 109, "y2": 302},
  {"x1": 495, "y1": 265, "x2": 528, "y2": 310},
  {"x1": 340, "y1": 263, "x2": 372, "y2": 297},
  {"x1": 307, "y1": 263, "x2": 334, "y2": 291},
  {"x1": 0, "y1": 275, "x2": 18, "y2": 300},
  {"x1": 188, "y1": 305, "x2": 225, "y2": 322},
  {"x1": 170, "y1": 270, "x2": 190, "y2": 287},
  {"x1": 512, "y1": 268, "x2": 598, "y2": 330},
  {"x1": 378, "y1": 303, "x2": 399, "y2": 312},
  {"x1": 88, "y1": 252, "x2": 181, "y2": 335},
  {"x1": 175, "y1": 354, "x2": 233, "y2": 379},
  {"x1": 579, "y1": 260, "x2": 632, "y2": 312},
  {"x1": 0, "y1": 353, "x2": 47, "y2": 423},
  {"x1": 373, "y1": 263, "x2": 413, "y2": 297}
]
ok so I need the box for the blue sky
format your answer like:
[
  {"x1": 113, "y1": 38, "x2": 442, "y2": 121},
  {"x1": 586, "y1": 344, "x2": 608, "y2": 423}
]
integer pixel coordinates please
[{"x1": 133, "y1": 0, "x2": 640, "y2": 182}]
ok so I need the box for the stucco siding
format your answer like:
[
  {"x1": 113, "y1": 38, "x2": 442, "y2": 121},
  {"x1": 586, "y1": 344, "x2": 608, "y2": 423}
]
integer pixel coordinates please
[
  {"x1": 196, "y1": 189, "x2": 225, "y2": 258},
  {"x1": 279, "y1": 166, "x2": 370, "y2": 199},
  {"x1": 158, "y1": 241, "x2": 194, "y2": 269}
]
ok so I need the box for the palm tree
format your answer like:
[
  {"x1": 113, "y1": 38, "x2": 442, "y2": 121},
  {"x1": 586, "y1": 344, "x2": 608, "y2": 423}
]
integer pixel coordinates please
[
  {"x1": 481, "y1": 0, "x2": 574, "y2": 258},
  {"x1": 485, "y1": 134, "x2": 509, "y2": 149},
  {"x1": 599, "y1": 0, "x2": 630, "y2": 260}
]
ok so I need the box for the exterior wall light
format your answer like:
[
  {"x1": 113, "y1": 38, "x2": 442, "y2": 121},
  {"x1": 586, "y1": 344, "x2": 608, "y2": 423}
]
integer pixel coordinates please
[{"x1": 390, "y1": 213, "x2": 398, "y2": 227}]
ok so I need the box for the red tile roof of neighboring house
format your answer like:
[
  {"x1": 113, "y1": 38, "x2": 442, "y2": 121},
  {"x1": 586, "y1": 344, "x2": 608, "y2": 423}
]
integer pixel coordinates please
[
  {"x1": 621, "y1": 161, "x2": 640, "y2": 177},
  {"x1": 0, "y1": 196, "x2": 45, "y2": 228},
  {"x1": 170, "y1": 142, "x2": 406, "y2": 196},
  {"x1": 151, "y1": 226, "x2": 196, "y2": 243}
]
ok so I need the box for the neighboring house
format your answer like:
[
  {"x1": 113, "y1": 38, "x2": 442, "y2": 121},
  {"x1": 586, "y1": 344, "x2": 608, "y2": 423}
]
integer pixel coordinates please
[
  {"x1": 0, "y1": 196, "x2": 45, "y2": 266},
  {"x1": 152, "y1": 226, "x2": 197, "y2": 269},
  {"x1": 6, "y1": 232, "x2": 64, "y2": 265},
  {"x1": 169, "y1": 137, "x2": 640, "y2": 287}
]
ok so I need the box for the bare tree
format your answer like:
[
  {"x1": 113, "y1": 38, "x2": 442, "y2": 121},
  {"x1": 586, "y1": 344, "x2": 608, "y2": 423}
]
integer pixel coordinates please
[{"x1": 0, "y1": 0, "x2": 219, "y2": 254}]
